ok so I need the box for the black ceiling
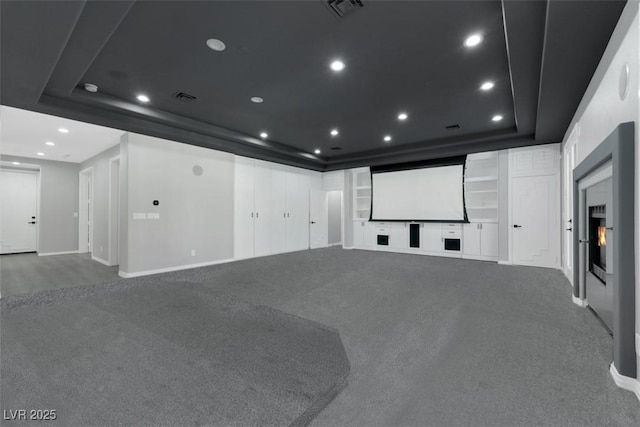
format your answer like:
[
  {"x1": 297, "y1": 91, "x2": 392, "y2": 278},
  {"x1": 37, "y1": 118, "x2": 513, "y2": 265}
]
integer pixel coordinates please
[{"x1": 0, "y1": 0, "x2": 626, "y2": 171}]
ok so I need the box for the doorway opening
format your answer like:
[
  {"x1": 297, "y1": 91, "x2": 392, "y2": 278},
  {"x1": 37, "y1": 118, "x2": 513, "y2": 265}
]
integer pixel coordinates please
[
  {"x1": 327, "y1": 190, "x2": 342, "y2": 246},
  {"x1": 78, "y1": 167, "x2": 94, "y2": 254}
]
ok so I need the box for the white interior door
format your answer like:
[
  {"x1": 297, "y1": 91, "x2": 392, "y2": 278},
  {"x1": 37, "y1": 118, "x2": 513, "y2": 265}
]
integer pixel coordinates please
[
  {"x1": 309, "y1": 190, "x2": 328, "y2": 249},
  {"x1": 0, "y1": 170, "x2": 38, "y2": 254},
  {"x1": 563, "y1": 143, "x2": 576, "y2": 281},
  {"x1": 512, "y1": 174, "x2": 559, "y2": 268}
]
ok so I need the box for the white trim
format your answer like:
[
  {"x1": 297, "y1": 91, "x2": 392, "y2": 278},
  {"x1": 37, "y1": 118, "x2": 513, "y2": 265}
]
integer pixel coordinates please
[
  {"x1": 108, "y1": 156, "x2": 120, "y2": 266},
  {"x1": 119, "y1": 258, "x2": 235, "y2": 278},
  {"x1": 609, "y1": 363, "x2": 640, "y2": 402},
  {"x1": 38, "y1": 250, "x2": 79, "y2": 256},
  {"x1": 91, "y1": 255, "x2": 111, "y2": 266},
  {"x1": 497, "y1": 260, "x2": 513, "y2": 265},
  {"x1": 571, "y1": 295, "x2": 589, "y2": 307},
  {"x1": 462, "y1": 254, "x2": 499, "y2": 262}
]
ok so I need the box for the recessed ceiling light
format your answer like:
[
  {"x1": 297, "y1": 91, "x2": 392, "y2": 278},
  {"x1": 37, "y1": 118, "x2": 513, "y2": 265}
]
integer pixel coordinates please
[
  {"x1": 384, "y1": 135, "x2": 392, "y2": 142},
  {"x1": 136, "y1": 94, "x2": 150, "y2": 103},
  {"x1": 480, "y1": 81, "x2": 495, "y2": 91},
  {"x1": 58, "y1": 128, "x2": 69, "y2": 133},
  {"x1": 464, "y1": 33, "x2": 483, "y2": 47},
  {"x1": 330, "y1": 129, "x2": 339, "y2": 136},
  {"x1": 330, "y1": 60, "x2": 345, "y2": 72},
  {"x1": 492, "y1": 115, "x2": 503, "y2": 122},
  {"x1": 45, "y1": 141, "x2": 55, "y2": 146},
  {"x1": 37, "y1": 152, "x2": 45, "y2": 156},
  {"x1": 12, "y1": 162, "x2": 20, "y2": 165},
  {"x1": 206, "y1": 38, "x2": 226, "y2": 52},
  {"x1": 251, "y1": 97, "x2": 264, "y2": 103},
  {"x1": 397, "y1": 112, "x2": 408, "y2": 121},
  {"x1": 260, "y1": 132, "x2": 268, "y2": 139},
  {"x1": 84, "y1": 83, "x2": 98, "y2": 93},
  {"x1": 314, "y1": 149, "x2": 321, "y2": 154}
]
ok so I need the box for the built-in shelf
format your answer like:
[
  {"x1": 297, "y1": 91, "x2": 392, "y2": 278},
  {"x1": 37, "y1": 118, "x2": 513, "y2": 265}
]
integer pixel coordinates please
[
  {"x1": 355, "y1": 185, "x2": 371, "y2": 190},
  {"x1": 465, "y1": 190, "x2": 498, "y2": 194},
  {"x1": 467, "y1": 205, "x2": 498, "y2": 209},
  {"x1": 465, "y1": 153, "x2": 498, "y2": 222},
  {"x1": 352, "y1": 168, "x2": 372, "y2": 220},
  {"x1": 465, "y1": 176, "x2": 498, "y2": 182}
]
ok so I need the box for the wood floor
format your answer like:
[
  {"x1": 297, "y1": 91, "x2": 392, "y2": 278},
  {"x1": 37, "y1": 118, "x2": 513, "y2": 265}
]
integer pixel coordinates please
[{"x1": 0, "y1": 252, "x2": 119, "y2": 297}]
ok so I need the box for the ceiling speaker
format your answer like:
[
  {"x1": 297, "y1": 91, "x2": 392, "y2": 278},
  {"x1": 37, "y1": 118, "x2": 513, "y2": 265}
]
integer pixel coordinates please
[{"x1": 192, "y1": 165, "x2": 203, "y2": 176}]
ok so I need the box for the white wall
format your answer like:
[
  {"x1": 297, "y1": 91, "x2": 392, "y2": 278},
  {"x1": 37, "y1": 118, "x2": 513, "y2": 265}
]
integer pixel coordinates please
[
  {"x1": 560, "y1": 0, "x2": 639, "y2": 380},
  {"x1": 121, "y1": 133, "x2": 235, "y2": 276},
  {"x1": 80, "y1": 145, "x2": 120, "y2": 264},
  {"x1": 1, "y1": 154, "x2": 79, "y2": 254}
]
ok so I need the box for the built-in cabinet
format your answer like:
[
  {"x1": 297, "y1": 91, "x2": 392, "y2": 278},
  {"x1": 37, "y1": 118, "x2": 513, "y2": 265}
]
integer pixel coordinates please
[
  {"x1": 351, "y1": 168, "x2": 371, "y2": 220},
  {"x1": 462, "y1": 222, "x2": 498, "y2": 260},
  {"x1": 234, "y1": 157, "x2": 310, "y2": 259}
]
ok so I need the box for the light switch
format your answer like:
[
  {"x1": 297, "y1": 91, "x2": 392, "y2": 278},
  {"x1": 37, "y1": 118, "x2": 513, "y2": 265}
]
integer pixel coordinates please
[
  {"x1": 133, "y1": 213, "x2": 147, "y2": 220},
  {"x1": 147, "y1": 212, "x2": 160, "y2": 220}
]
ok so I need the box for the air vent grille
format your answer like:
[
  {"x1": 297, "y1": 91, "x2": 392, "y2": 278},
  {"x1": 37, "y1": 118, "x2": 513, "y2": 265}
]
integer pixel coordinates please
[
  {"x1": 445, "y1": 124, "x2": 461, "y2": 130},
  {"x1": 173, "y1": 92, "x2": 197, "y2": 102},
  {"x1": 325, "y1": 0, "x2": 364, "y2": 19}
]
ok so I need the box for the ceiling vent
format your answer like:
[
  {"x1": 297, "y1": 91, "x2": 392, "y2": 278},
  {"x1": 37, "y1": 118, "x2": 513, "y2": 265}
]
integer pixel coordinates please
[
  {"x1": 173, "y1": 92, "x2": 197, "y2": 103},
  {"x1": 445, "y1": 124, "x2": 461, "y2": 130},
  {"x1": 330, "y1": 146, "x2": 342, "y2": 151},
  {"x1": 325, "y1": 0, "x2": 364, "y2": 19}
]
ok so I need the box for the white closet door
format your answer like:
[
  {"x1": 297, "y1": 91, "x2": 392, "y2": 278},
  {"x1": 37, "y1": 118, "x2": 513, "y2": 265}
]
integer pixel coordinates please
[
  {"x1": 285, "y1": 170, "x2": 299, "y2": 251},
  {"x1": 234, "y1": 157, "x2": 255, "y2": 259},
  {"x1": 253, "y1": 161, "x2": 271, "y2": 257},
  {"x1": 296, "y1": 173, "x2": 310, "y2": 250},
  {"x1": 480, "y1": 223, "x2": 498, "y2": 258},
  {"x1": 270, "y1": 166, "x2": 287, "y2": 254}
]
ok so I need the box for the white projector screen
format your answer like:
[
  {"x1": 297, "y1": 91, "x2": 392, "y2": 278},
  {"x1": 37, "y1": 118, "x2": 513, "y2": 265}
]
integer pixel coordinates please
[{"x1": 371, "y1": 162, "x2": 466, "y2": 221}]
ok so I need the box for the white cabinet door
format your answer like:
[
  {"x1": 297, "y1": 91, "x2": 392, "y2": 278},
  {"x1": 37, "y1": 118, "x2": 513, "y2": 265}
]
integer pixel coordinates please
[
  {"x1": 480, "y1": 223, "x2": 498, "y2": 258},
  {"x1": 389, "y1": 223, "x2": 408, "y2": 249},
  {"x1": 422, "y1": 224, "x2": 442, "y2": 252},
  {"x1": 234, "y1": 157, "x2": 255, "y2": 259},
  {"x1": 362, "y1": 221, "x2": 376, "y2": 248},
  {"x1": 253, "y1": 161, "x2": 271, "y2": 257},
  {"x1": 285, "y1": 170, "x2": 301, "y2": 251},
  {"x1": 296, "y1": 173, "x2": 310, "y2": 250},
  {"x1": 512, "y1": 174, "x2": 558, "y2": 268},
  {"x1": 270, "y1": 166, "x2": 287, "y2": 254},
  {"x1": 352, "y1": 222, "x2": 364, "y2": 247},
  {"x1": 463, "y1": 223, "x2": 481, "y2": 256}
]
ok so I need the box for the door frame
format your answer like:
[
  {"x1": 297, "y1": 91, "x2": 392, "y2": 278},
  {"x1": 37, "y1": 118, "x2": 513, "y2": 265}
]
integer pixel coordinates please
[
  {"x1": 562, "y1": 126, "x2": 579, "y2": 283},
  {"x1": 78, "y1": 166, "x2": 94, "y2": 254},
  {"x1": 108, "y1": 156, "x2": 120, "y2": 266},
  {"x1": 0, "y1": 165, "x2": 41, "y2": 254}
]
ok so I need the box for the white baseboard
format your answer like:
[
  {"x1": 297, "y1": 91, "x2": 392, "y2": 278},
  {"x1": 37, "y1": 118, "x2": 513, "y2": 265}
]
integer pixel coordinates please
[
  {"x1": 119, "y1": 258, "x2": 235, "y2": 278},
  {"x1": 571, "y1": 295, "x2": 589, "y2": 307},
  {"x1": 462, "y1": 254, "x2": 499, "y2": 262},
  {"x1": 342, "y1": 246, "x2": 354, "y2": 250},
  {"x1": 497, "y1": 260, "x2": 512, "y2": 265},
  {"x1": 38, "y1": 250, "x2": 79, "y2": 256},
  {"x1": 91, "y1": 255, "x2": 111, "y2": 266},
  {"x1": 610, "y1": 363, "x2": 640, "y2": 402}
]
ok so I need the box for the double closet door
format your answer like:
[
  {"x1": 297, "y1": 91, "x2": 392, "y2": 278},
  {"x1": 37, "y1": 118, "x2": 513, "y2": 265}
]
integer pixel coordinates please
[{"x1": 234, "y1": 157, "x2": 310, "y2": 259}]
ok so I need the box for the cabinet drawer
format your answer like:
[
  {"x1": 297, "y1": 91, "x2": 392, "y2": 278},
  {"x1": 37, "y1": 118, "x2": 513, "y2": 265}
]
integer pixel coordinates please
[
  {"x1": 376, "y1": 227, "x2": 390, "y2": 235},
  {"x1": 442, "y1": 223, "x2": 462, "y2": 230},
  {"x1": 443, "y1": 229, "x2": 462, "y2": 237}
]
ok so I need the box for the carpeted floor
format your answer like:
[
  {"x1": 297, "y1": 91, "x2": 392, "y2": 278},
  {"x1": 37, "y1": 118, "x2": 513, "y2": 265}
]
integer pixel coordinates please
[
  {"x1": 2, "y1": 247, "x2": 639, "y2": 426},
  {"x1": 1, "y1": 280, "x2": 349, "y2": 426}
]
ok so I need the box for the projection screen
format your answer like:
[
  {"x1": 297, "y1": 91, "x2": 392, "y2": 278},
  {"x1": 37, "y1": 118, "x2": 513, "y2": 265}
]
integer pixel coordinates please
[{"x1": 370, "y1": 156, "x2": 467, "y2": 222}]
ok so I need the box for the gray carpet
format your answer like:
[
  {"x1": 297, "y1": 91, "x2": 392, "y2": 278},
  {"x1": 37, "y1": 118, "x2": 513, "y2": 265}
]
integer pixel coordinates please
[
  {"x1": 2, "y1": 247, "x2": 639, "y2": 426},
  {"x1": 1, "y1": 280, "x2": 350, "y2": 426}
]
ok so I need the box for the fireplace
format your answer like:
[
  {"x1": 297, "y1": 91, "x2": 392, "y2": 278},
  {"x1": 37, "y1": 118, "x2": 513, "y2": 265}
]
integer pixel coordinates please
[{"x1": 588, "y1": 205, "x2": 607, "y2": 284}]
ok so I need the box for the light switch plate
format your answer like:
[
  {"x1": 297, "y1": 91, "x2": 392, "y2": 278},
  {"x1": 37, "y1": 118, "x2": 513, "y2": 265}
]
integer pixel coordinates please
[
  {"x1": 133, "y1": 212, "x2": 147, "y2": 220},
  {"x1": 147, "y1": 212, "x2": 160, "y2": 220}
]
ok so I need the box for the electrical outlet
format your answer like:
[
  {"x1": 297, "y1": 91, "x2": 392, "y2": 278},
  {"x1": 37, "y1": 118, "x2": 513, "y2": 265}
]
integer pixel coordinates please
[{"x1": 191, "y1": 249, "x2": 196, "y2": 257}]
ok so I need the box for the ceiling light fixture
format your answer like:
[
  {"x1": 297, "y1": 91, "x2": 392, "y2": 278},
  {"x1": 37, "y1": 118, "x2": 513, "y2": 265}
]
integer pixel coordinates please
[
  {"x1": 12, "y1": 162, "x2": 20, "y2": 165},
  {"x1": 136, "y1": 94, "x2": 150, "y2": 103},
  {"x1": 330, "y1": 129, "x2": 339, "y2": 136},
  {"x1": 492, "y1": 115, "x2": 503, "y2": 122},
  {"x1": 251, "y1": 97, "x2": 264, "y2": 103},
  {"x1": 314, "y1": 149, "x2": 321, "y2": 155},
  {"x1": 206, "y1": 38, "x2": 226, "y2": 52},
  {"x1": 464, "y1": 33, "x2": 483, "y2": 47},
  {"x1": 45, "y1": 141, "x2": 55, "y2": 146},
  {"x1": 58, "y1": 128, "x2": 69, "y2": 133},
  {"x1": 37, "y1": 152, "x2": 45, "y2": 156},
  {"x1": 84, "y1": 83, "x2": 98, "y2": 93},
  {"x1": 330, "y1": 60, "x2": 345, "y2": 72},
  {"x1": 480, "y1": 81, "x2": 495, "y2": 91},
  {"x1": 397, "y1": 112, "x2": 408, "y2": 121},
  {"x1": 260, "y1": 132, "x2": 268, "y2": 139},
  {"x1": 384, "y1": 135, "x2": 392, "y2": 142}
]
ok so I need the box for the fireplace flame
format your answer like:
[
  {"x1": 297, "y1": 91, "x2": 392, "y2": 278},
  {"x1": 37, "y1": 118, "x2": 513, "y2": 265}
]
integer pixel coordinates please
[{"x1": 597, "y1": 226, "x2": 606, "y2": 246}]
